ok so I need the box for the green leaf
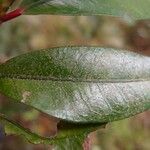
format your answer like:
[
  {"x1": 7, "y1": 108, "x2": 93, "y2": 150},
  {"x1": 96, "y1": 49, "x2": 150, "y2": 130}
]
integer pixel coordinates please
[
  {"x1": 0, "y1": 95, "x2": 104, "y2": 149},
  {"x1": 0, "y1": 46, "x2": 150, "y2": 124},
  {"x1": 20, "y1": 0, "x2": 150, "y2": 19},
  {"x1": 0, "y1": 115, "x2": 103, "y2": 149}
]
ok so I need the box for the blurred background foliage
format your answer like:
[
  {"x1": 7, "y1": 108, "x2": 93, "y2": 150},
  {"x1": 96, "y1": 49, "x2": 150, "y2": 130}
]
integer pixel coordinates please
[{"x1": 0, "y1": 15, "x2": 150, "y2": 150}]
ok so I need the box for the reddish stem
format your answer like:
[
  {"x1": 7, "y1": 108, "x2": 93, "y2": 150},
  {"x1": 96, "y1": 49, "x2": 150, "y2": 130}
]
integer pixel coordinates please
[{"x1": 0, "y1": 8, "x2": 24, "y2": 24}]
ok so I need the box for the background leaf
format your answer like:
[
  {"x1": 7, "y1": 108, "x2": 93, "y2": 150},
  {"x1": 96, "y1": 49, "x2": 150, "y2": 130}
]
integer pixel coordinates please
[
  {"x1": 0, "y1": 47, "x2": 150, "y2": 124},
  {"x1": 20, "y1": 0, "x2": 150, "y2": 19}
]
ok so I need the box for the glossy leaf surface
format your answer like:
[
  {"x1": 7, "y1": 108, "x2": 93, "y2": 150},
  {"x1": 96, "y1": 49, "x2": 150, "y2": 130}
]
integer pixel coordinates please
[{"x1": 0, "y1": 47, "x2": 150, "y2": 123}]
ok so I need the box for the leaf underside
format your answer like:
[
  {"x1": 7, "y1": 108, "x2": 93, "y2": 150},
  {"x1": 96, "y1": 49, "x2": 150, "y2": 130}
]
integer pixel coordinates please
[
  {"x1": 0, "y1": 0, "x2": 149, "y2": 23},
  {"x1": 20, "y1": 0, "x2": 150, "y2": 19}
]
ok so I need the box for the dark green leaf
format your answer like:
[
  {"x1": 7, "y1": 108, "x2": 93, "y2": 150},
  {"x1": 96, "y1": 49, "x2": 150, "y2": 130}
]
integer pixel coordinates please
[
  {"x1": 0, "y1": 94, "x2": 104, "y2": 149},
  {"x1": 0, "y1": 46, "x2": 150, "y2": 123},
  {"x1": 20, "y1": 0, "x2": 150, "y2": 19}
]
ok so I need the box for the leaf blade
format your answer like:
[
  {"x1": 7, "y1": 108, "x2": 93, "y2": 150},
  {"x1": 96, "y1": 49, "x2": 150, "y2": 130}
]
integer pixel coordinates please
[
  {"x1": 0, "y1": 46, "x2": 150, "y2": 123},
  {"x1": 20, "y1": 0, "x2": 150, "y2": 19}
]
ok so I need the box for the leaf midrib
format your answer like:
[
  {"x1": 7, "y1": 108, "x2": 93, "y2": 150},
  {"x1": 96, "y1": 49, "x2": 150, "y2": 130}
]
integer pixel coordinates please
[{"x1": 0, "y1": 74, "x2": 149, "y2": 83}]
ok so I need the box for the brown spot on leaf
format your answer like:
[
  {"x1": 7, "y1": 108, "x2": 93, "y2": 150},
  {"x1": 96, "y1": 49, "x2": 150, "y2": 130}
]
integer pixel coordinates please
[{"x1": 21, "y1": 91, "x2": 31, "y2": 103}]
